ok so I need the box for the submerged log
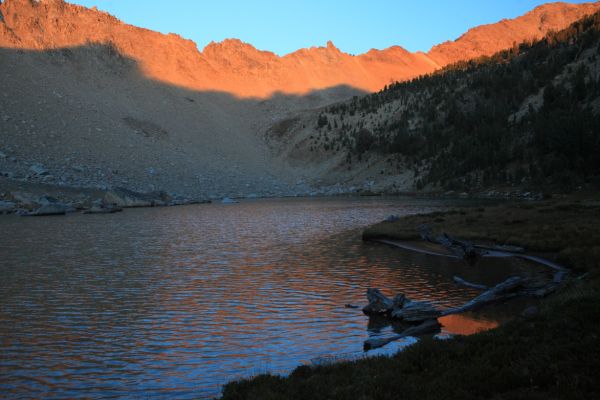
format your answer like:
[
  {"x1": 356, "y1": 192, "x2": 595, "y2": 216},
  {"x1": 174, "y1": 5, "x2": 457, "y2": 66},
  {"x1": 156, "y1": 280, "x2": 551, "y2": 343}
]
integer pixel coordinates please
[
  {"x1": 453, "y1": 276, "x2": 489, "y2": 290},
  {"x1": 364, "y1": 319, "x2": 441, "y2": 350},
  {"x1": 476, "y1": 244, "x2": 525, "y2": 253},
  {"x1": 376, "y1": 238, "x2": 458, "y2": 258},
  {"x1": 441, "y1": 233, "x2": 486, "y2": 264},
  {"x1": 418, "y1": 226, "x2": 485, "y2": 263}
]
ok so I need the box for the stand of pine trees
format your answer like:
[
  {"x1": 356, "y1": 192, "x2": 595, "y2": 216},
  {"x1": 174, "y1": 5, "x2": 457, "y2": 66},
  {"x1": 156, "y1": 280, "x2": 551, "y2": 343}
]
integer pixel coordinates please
[{"x1": 314, "y1": 12, "x2": 600, "y2": 192}]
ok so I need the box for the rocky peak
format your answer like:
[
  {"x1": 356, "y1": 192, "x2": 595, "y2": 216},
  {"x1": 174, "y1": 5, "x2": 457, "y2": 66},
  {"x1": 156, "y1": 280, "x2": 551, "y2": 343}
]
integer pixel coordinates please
[
  {"x1": 1, "y1": 0, "x2": 599, "y2": 97},
  {"x1": 325, "y1": 40, "x2": 339, "y2": 52},
  {"x1": 427, "y1": 1, "x2": 600, "y2": 66},
  {"x1": 203, "y1": 38, "x2": 271, "y2": 57}
]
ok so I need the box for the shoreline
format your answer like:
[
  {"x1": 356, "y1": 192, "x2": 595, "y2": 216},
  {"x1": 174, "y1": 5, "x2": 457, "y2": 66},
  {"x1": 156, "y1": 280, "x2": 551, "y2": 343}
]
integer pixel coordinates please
[
  {"x1": 371, "y1": 238, "x2": 567, "y2": 272},
  {"x1": 6, "y1": 173, "x2": 593, "y2": 218},
  {"x1": 218, "y1": 197, "x2": 600, "y2": 399}
]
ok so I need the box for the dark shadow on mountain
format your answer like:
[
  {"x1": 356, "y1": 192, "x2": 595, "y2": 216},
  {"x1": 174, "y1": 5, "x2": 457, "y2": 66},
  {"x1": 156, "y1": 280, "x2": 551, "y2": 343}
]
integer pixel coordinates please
[
  {"x1": 0, "y1": 43, "x2": 369, "y2": 197},
  {"x1": 0, "y1": 42, "x2": 369, "y2": 112}
]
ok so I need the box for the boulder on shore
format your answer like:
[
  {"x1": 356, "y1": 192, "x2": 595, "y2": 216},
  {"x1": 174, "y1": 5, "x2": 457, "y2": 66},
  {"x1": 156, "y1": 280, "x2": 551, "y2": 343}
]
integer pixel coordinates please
[
  {"x1": 29, "y1": 163, "x2": 49, "y2": 176},
  {"x1": 30, "y1": 203, "x2": 70, "y2": 216},
  {"x1": 10, "y1": 191, "x2": 40, "y2": 209},
  {"x1": 0, "y1": 200, "x2": 16, "y2": 214},
  {"x1": 84, "y1": 205, "x2": 123, "y2": 214},
  {"x1": 103, "y1": 187, "x2": 171, "y2": 208}
]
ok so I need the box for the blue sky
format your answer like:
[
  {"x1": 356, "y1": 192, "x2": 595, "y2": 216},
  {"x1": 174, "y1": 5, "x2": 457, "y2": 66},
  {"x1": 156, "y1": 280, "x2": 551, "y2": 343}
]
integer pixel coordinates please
[{"x1": 70, "y1": 0, "x2": 591, "y2": 55}]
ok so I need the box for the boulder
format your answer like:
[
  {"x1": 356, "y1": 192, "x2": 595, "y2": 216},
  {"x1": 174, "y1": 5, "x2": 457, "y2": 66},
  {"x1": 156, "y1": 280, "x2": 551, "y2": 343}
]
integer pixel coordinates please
[
  {"x1": 30, "y1": 203, "x2": 69, "y2": 216},
  {"x1": 84, "y1": 205, "x2": 123, "y2": 214},
  {"x1": 103, "y1": 187, "x2": 170, "y2": 208},
  {"x1": 104, "y1": 188, "x2": 146, "y2": 207},
  {"x1": 38, "y1": 195, "x2": 60, "y2": 205},
  {"x1": 29, "y1": 163, "x2": 49, "y2": 176},
  {"x1": 83, "y1": 199, "x2": 123, "y2": 214},
  {"x1": 0, "y1": 200, "x2": 16, "y2": 214},
  {"x1": 10, "y1": 191, "x2": 40, "y2": 208}
]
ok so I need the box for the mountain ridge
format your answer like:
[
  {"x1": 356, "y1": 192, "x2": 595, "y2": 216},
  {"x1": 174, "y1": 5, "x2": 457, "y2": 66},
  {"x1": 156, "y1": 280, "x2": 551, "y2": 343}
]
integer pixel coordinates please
[
  {"x1": 273, "y1": 10, "x2": 600, "y2": 193},
  {"x1": 2, "y1": 0, "x2": 599, "y2": 97}
]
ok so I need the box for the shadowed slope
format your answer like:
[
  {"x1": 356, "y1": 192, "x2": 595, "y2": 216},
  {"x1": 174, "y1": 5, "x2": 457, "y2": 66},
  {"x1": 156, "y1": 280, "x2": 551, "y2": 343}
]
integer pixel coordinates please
[{"x1": 0, "y1": 43, "x2": 366, "y2": 198}]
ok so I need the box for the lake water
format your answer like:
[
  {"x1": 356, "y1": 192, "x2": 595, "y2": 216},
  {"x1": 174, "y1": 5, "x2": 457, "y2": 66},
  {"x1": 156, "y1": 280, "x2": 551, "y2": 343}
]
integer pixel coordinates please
[{"x1": 0, "y1": 197, "x2": 518, "y2": 398}]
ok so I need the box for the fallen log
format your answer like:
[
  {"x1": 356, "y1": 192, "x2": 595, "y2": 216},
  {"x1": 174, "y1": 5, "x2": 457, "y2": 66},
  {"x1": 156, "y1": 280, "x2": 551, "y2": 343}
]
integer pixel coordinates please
[
  {"x1": 374, "y1": 238, "x2": 568, "y2": 275},
  {"x1": 453, "y1": 276, "x2": 489, "y2": 290},
  {"x1": 362, "y1": 288, "x2": 394, "y2": 316},
  {"x1": 442, "y1": 276, "x2": 525, "y2": 316},
  {"x1": 439, "y1": 233, "x2": 486, "y2": 264},
  {"x1": 418, "y1": 225, "x2": 485, "y2": 263},
  {"x1": 391, "y1": 300, "x2": 441, "y2": 322},
  {"x1": 364, "y1": 319, "x2": 441, "y2": 350},
  {"x1": 375, "y1": 238, "x2": 458, "y2": 258}
]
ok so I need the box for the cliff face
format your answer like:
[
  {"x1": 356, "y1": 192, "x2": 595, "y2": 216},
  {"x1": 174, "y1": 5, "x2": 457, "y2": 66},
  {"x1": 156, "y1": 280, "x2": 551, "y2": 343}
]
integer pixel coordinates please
[{"x1": 2, "y1": 0, "x2": 599, "y2": 97}]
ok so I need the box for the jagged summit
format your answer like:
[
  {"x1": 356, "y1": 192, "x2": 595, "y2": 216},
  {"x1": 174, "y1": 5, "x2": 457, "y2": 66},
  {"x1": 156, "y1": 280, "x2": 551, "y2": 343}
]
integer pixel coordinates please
[
  {"x1": 325, "y1": 40, "x2": 339, "y2": 51},
  {"x1": 427, "y1": 1, "x2": 600, "y2": 66},
  {"x1": 1, "y1": 0, "x2": 599, "y2": 97}
]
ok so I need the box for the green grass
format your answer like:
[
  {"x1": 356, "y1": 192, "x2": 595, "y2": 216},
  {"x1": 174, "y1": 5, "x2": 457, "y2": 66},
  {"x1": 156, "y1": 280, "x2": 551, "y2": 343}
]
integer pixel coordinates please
[
  {"x1": 363, "y1": 200, "x2": 600, "y2": 271},
  {"x1": 219, "y1": 200, "x2": 600, "y2": 400}
]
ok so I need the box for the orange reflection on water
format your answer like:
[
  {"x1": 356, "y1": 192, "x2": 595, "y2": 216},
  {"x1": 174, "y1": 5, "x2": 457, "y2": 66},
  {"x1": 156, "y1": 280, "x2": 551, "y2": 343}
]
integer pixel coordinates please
[{"x1": 438, "y1": 314, "x2": 499, "y2": 336}]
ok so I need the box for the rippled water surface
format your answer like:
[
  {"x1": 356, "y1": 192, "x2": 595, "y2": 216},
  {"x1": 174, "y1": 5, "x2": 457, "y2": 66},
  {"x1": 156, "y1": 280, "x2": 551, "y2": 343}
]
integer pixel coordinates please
[{"x1": 0, "y1": 197, "x2": 515, "y2": 398}]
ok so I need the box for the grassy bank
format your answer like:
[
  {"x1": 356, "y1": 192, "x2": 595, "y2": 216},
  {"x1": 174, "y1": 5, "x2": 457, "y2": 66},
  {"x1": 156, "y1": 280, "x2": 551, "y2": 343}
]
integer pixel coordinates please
[{"x1": 220, "y1": 199, "x2": 600, "y2": 399}]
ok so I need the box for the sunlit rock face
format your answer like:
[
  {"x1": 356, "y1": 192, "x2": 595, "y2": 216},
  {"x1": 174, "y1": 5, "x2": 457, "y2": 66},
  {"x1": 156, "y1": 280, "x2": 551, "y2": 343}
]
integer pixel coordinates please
[{"x1": 1, "y1": 0, "x2": 599, "y2": 98}]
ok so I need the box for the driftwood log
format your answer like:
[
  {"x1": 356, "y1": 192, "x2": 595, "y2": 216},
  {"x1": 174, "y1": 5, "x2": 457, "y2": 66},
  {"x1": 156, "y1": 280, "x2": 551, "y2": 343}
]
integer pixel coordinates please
[
  {"x1": 359, "y1": 226, "x2": 571, "y2": 349},
  {"x1": 363, "y1": 290, "x2": 440, "y2": 322},
  {"x1": 362, "y1": 288, "x2": 394, "y2": 315},
  {"x1": 419, "y1": 226, "x2": 485, "y2": 263},
  {"x1": 361, "y1": 276, "x2": 529, "y2": 349},
  {"x1": 442, "y1": 276, "x2": 524, "y2": 315},
  {"x1": 363, "y1": 277, "x2": 525, "y2": 325},
  {"x1": 364, "y1": 319, "x2": 441, "y2": 350},
  {"x1": 391, "y1": 301, "x2": 441, "y2": 322}
]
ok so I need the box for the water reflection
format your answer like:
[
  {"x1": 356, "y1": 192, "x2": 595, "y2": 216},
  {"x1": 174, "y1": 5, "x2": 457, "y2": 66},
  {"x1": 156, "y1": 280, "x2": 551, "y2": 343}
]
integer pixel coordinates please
[
  {"x1": 439, "y1": 314, "x2": 499, "y2": 335},
  {"x1": 0, "y1": 197, "x2": 515, "y2": 398}
]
